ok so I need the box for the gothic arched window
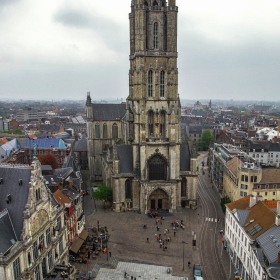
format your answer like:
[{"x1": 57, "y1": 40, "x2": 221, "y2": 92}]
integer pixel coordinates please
[
  {"x1": 95, "y1": 123, "x2": 100, "y2": 138},
  {"x1": 148, "y1": 110, "x2": 154, "y2": 137},
  {"x1": 103, "y1": 123, "x2": 108, "y2": 138},
  {"x1": 144, "y1": 1, "x2": 148, "y2": 6},
  {"x1": 159, "y1": 111, "x2": 165, "y2": 137},
  {"x1": 160, "y1": 71, "x2": 165, "y2": 97},
  {"x1": 153, "y1": 0, "x2": 158, "y2": 6},
  {"x1": 154, "y1": 22, "x2": 158, "y2": 49},
  {"x1": 112, "y1": 123, "x2": 118, "y2": 139},
  {"x1": 149, "y1": 155, "x2": 167, "y2": 181},
  {"x1": 181, "y1": 177, "x2": 187, "y2": 197},
  {"x1": 148, "y1": 70, "x2": 153, "y2": 97},
  {"x1": 125, "y1": 179, "x2": 132, "y2": 200}
]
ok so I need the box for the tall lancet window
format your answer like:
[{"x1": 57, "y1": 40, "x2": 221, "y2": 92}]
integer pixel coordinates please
[
  {"x1": 148, "y1": 110, "x2": 154, "y2": 137},
  {"x1": 160, "y1": 71, "x2": 165, "y2": 97},
  {"x1": 159, "y1": 111, "x2": 165, "y2": 137},
  {"x1": 148, "y1": 70, "x2": 153, "y2": 97},
  {"x1": 154, "y1": 22, "x2": 158, "y2": 49}
]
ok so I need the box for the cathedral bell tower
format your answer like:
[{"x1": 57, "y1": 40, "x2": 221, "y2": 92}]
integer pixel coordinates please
[{"x1": 127, "y1": 0, "x2": 182, "y2": 213}]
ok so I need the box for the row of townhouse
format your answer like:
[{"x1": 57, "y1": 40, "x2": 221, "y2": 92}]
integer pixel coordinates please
[{"x1": 225, "y1": 195, "x2": 280, "y2": 280}]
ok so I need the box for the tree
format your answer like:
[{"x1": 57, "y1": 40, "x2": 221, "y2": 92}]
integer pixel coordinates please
[
  {"x1": 199, "y1": 129, "x2": 214, "y2": 150},
  {"x1": 92, "y1": 183, "x2": 113, "y2": 208},
  {"x1": 12, "y1": 129, "x2": 23, "y2": 135},
  {"x1": 221, "y1": 196, "x2": 231, "y2": 213},
  {"x1": 38, "y1": 153, "x2": 58, "y2": 169}
]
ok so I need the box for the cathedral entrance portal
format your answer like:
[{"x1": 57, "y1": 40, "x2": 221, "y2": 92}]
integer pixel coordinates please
[{"x1": 148, "y1": 189, "x2": 169, "y2": 210}]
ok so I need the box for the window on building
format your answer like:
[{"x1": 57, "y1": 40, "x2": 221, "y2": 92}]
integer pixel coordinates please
[
  {"x1": 35, "y1": 264, "x2": 40, "y2": 280},
  {"x1": 148, "y1": 71, "x2": 153, "y2": 97},
  {"x1": 273, "y1": 192, "x2": 276, "y2": 196},
  {"x1": 103, "y1": 123, "x2": 108, "y2": 138},
  {"x1": 251, "y1": 176, "x2": 257, "y2": 182},
  {"x1": 112, "y1": 123, "x2": 118, "y2": 139},
  {"x1": 273, "y1": 184, "x2": 277, "y2": 188},
  {"x1": 39, "y1": 234, "x2": 45, "y2": 251},
  {"x1": 265, "y1": 184, "x2": 269, "y2": 189},
  {"x1": 265, "y1": 192, "x2": 268, "y2": 196},
  {"x1": 154, "y1": 22, "x2": 158, "y2": 49},
  {"x1": 46, "y1": 228, "x2": 51, "y2": 245},
  {"x1": 13, "y1": 257, "x2": 21, "y2": 280},
  {"x1": 252, "y1": 154, "x2": 255, "y2": 157},
  {"x1": 241, "y1": 184, "x2": 248, "y2": 189},
  {"x1": 59, "y1": 237, "x2": 63, "y2": 255},
  {"x1": 148, "y1": 110, "x2": 154, "y2": 137},
  {"x1": 181, "y1": 177, "x2": 186, "y2": 197},
  {"x1": 125, "y1": 179, "x2": 132, "y2": 200},
  {"x1": 159, "y1": 111, "x2": 165, "y2": 137},
  {"x1": 48, "y1": 250, "x2": 53, "y2": 270},
  {"x1": 95, "y1": 123, "x2": 100, "y2": 138},
  {"x1": 160, "y1": 71, "x2": 165, "y2": 97},
  {"x1": 148, "y1": 154, "x2": 167, "y2": 181},
  {"x1": 256, "y1": 154, "x2": 259, "y2": 158},
  {"x1": 33, "y1": 241, "x2": 38, "y2": 260}
]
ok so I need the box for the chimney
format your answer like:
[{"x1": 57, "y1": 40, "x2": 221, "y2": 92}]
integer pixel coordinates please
[
  {"x1": 277, "y1": 201, "x2": 280, "y2": 215},
  {"x1": 276, "y1": 215, "x2": 280, "y2": 227},
  {"x1": 256, "y1": 195, "x2": 263, "y2": 203},
  {"x1": 278, "y1": 251, "x2": 280, "y2": 263},
  {"x1": 249, "y1": 195, "x2": 257, "y2": 208},
  {"x1": 62, "y1": 189, "x2": 68, "y2": 196}
]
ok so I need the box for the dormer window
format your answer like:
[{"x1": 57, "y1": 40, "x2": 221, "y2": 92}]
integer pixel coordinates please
[
  {"x1": 6, "y1": 194, "x2": 11, "y2": 204},
  {"x1": 19, "y1": 179, "x2": 22, "y2": 186}
]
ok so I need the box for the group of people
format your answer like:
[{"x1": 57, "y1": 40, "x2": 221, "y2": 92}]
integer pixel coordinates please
[
  {"x1": 147, "y1": 210, "x2": 158, "y2": 218},
  {"x1": 172, "y1": 219, "x2": 185, "y2": 230}
]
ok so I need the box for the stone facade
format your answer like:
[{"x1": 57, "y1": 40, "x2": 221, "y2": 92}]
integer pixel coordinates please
[
  {"x1": 86, "y1": 0, "x2": 198, "y2": 213},
  {"x1": 0, "y1": 160, "x2": 69, "y2": 280}
]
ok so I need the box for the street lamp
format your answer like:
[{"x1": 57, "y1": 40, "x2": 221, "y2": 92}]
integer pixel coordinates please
[{"x1": 181, "y1": 241, "x2": 187, "y2": 271}]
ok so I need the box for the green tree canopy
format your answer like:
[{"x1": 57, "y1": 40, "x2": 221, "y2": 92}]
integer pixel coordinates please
[
  {"x1": 221, "y1": 196, "x2": 231, "y2": 213},
  {"x1": 92, "y1": 184, "x2": 113, "y2": 203},
  {"x1": 199, "y1": 129, "x2": 215, "y2": 150}
]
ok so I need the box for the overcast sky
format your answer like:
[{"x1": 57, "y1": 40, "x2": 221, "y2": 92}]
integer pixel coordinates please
[{"x1": 0, "y1": 0, "x2": 279, "y2": 101}]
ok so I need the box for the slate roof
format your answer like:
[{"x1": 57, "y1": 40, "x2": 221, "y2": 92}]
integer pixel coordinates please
[
  {"x1": 39, "y1": 124, "x2": 61, "y2": 132},
  {"x1": 54, "y1": 167, "x2": 73, "y2": 179},
  {"x1": 180, "y1": 144, "x2": 191, "y2": 171},
  {"x1": 0, "y1": 164, "x2": 31, "y2": 245},
  {"x1": 0, "y1": 209, "x2": 17, "y2": 253},
  {"x1": 116, "y1": 145, "x2": 133, "y2": 173},
  {"x1": 72, "y1": 135, "x2": 88, "y2": 152},
  {"x1": 91, "y1": 104, "x2": 126, "y2": 121},
  {"x1": 257, "y1": 225, "x2": 280, "y2": 264},
  {"x1": 236, "y1": 210, "x2": 250, "y2": 227},
  {"x1": 25, "y1": 138, "x2": 67, "y2": 149},
  {"x1": 63, "y1": 156, "x2": 79, "y2": 173},
  {"x1": 64, "y1": 185, "x2": 79, "y2": 200}
]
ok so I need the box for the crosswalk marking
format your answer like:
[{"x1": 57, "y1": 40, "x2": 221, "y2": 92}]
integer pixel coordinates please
[{"x1": 205, "y1": 217, "x2": 220, "y2": 223}]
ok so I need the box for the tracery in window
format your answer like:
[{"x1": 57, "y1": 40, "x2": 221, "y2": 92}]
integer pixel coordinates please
[
  {"x1": 148, "y1": 154, "x2": 167, "y2": 181},
  {"x1": 159, "y1": 111, "x2": 165, "y2": 137},
  {"x1": 154, "y1": 22, "x2": 158, "y2": 49},
  {"x1": 95, "y1": 123, "x2": 100, "y2": 138},
  {"x1": 153, "y1": 0, "x2": 158, "y2": 6}
]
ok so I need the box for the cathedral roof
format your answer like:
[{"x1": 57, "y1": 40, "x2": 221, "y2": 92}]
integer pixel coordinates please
[
  {"x1": 91, "y1": 103, "x2": 126, "y2": 121},
  {"x1": 180, "y1": 144, "x2": 191, "y2": 171}
]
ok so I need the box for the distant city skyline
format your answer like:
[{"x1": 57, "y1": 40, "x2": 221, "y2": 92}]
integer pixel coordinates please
[{"x1": 0, "y1": 0, "x2": 279, "y2": 101}]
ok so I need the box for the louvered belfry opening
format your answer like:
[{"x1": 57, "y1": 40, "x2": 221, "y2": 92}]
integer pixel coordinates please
[{"x1": 149, "y1": 155, "x2": 167, "y2": 180}]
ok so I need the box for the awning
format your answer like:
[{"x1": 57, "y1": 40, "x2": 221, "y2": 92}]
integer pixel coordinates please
[
  {"x1": 79, "y1": 229, "x2": 89, "y2": 241},
  {"x1": 70, "y1": 237, "x2": 84, "y2": 254}
]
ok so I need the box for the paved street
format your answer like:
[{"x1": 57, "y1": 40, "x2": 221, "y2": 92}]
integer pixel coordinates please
[{"x1": 75, "y1": 152, "x2": 235, "y2": 279}]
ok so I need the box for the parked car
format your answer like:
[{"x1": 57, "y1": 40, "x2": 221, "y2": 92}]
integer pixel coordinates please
[{"x1": 193, "y1": 264, "x2": 202, "y2": 277}]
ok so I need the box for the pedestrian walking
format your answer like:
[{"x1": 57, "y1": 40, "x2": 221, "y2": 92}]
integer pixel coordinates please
[
  {"x1": 109, "y1": 251, "x2": 111, "y2": 257},
  {"x1": 174, "y1": 231, "x2": 176, "y2": 237},
  {"x1": 124, "y1": 271, "x2": 127, "y2": 278},
  {"x1": 157, "y1": 226, "x2": 160, "y2": 231},
  {"x1": 188, "y1": 261, "x2": 191, "y2": 268},
  {"x1": 147, "y1": 237, "x2": 149, "y2": 243}
]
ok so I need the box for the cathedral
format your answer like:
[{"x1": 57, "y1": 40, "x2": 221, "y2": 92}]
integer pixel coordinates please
[{"x1": 86, "y1": 0, "x2": 198, "y2": 213}]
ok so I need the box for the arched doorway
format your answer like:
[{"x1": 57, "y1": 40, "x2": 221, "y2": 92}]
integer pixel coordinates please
[{"x1": 148, "y1": 188, "x2": 169, "y2": 210}]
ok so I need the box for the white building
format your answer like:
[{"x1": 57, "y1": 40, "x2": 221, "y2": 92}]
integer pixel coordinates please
[{"x1": 225, "y1": 195, "x2": 280, "y2": 280}]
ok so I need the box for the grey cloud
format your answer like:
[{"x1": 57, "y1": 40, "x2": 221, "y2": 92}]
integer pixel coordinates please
[
  {"x1": 53, "y1": 7, "x2": 128, "y2": 53},
  {"x1": 0, "y1": 0, "x2": 21, "y2": 10}
]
